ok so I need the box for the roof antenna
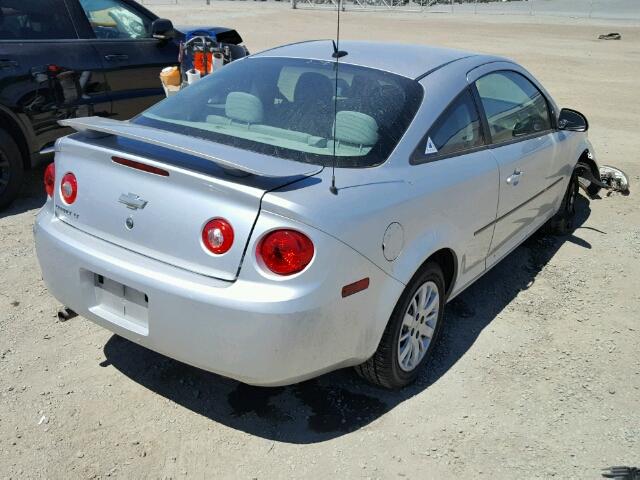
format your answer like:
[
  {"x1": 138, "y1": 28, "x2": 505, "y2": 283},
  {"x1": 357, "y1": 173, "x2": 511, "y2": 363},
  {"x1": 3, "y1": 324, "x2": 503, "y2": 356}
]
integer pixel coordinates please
[{"x1": 330, "y1": 0, "x2": 347, "y2": 195}]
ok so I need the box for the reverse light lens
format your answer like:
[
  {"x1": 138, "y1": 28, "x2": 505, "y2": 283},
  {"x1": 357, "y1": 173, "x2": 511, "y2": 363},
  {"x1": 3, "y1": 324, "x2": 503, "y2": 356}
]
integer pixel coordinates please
[
  {"x1": 258, "y1": 229, "x2": 314, "y2": 276},
  {"x1": 202, "y1": 218, "x2": 234, "y2": 255},
  {"x1": 60, "y1": 172, "x2": 77, "y2": 204},
  {"x1": 44, "y1": 163, "x2": 55, "y2": 198}
]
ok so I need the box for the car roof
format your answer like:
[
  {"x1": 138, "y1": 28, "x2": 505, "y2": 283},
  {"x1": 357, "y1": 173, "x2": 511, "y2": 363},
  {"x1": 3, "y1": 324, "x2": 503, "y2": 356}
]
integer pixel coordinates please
[{"x1": 252, "y1": 40, "x2": 500, "y2": 79}]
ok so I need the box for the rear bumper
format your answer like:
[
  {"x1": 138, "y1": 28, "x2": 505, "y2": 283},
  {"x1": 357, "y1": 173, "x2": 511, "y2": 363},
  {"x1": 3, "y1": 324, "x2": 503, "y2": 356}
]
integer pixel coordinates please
[{"x1": 34, "y1": 202, "x2": 403, "y2": 386}]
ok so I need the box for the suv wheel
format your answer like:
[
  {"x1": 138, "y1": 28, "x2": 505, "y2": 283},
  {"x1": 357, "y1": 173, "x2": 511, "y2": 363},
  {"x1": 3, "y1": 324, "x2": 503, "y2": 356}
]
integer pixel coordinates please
[
  {"x1": 355, "y1": 262, "x2": 445, "y2": 389},
  {"x1": 0, "y1": 129, "x2": 24, "y2": 210}
]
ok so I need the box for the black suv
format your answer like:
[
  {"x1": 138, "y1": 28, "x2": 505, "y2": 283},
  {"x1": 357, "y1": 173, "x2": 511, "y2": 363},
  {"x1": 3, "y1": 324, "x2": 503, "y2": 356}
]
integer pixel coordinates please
[{"x1": 0, "y1": 0, "x2": 246, "y2": 209}]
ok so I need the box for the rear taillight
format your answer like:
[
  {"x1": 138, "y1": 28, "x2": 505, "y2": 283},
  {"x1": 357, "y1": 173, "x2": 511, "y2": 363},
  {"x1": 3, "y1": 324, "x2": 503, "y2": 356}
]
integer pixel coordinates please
[
  {"x1": 44, "y1": 163, "x2": 55, "y2": 198},
  {"x1": 60, "y1": 172, "x2": 77, "y2": 204},
  {"x1": 202, "y1": 218, "x2": 234, "y2": 255},
  {"x1": 258, "y1": 229, "x2": 314, "y2": 276}
]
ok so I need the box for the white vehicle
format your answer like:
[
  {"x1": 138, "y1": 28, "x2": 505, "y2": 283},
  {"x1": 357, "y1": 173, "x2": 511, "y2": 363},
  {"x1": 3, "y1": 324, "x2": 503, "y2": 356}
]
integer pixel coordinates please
[{"x1": 35, "y1": 41, "x2": 599, "y2": 388}]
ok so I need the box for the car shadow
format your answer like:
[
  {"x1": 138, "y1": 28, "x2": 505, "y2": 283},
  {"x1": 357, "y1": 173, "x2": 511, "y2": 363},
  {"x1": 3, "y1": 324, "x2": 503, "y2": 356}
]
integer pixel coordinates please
[
  {"x1": 0, "y1": 165, "x2": 47, "y2": 219},
  {"x1": 102, "y1": 194, "x2": 596, "y2": 445}
]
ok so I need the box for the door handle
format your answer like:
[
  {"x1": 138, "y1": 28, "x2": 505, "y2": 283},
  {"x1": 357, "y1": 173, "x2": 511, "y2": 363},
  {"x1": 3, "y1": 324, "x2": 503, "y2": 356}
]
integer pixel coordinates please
[
  {"x1": 0, "y1": 59, "x2": 19, "y2": 68},
  {"x1": 104, "y1": 54, "x2": 129, "y2": 61},
  {"x1": 506, "y1": 169, "x2": 523, "y2": 186}
]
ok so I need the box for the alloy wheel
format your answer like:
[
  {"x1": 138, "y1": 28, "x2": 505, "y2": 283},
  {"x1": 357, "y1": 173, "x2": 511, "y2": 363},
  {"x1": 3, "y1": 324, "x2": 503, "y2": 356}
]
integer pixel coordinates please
[{"x1": 397, "y1": 280, "x2": 440, "y2": 372}]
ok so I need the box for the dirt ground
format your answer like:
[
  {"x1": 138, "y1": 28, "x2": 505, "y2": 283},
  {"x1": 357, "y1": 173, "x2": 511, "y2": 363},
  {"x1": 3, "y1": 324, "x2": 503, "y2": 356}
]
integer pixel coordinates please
[{"x1": 1, "y1": 3, "x2": 639, "y2": 479}]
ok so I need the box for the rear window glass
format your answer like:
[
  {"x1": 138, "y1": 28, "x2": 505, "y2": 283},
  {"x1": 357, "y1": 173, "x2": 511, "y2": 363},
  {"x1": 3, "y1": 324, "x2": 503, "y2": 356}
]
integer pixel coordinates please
[
  {"x1": 0, "y1": 1, "x2": 76, "y2": 40},
  {"x1": 134, "y1": 57, "x2": 423, "y2": 167}
]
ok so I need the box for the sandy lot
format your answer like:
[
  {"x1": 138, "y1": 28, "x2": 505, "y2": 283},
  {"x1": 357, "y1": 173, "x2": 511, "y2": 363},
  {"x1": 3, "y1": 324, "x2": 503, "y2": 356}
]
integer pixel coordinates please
[{"x1": 1, "y1": 3, "x2": 639, "y2": 479}]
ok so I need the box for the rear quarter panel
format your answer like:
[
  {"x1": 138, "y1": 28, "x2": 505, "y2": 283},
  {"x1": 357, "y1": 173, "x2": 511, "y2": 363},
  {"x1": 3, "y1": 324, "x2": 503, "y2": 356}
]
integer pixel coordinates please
[{"x1": 262, "y1": 57, "x2": 503, "y2": 300}]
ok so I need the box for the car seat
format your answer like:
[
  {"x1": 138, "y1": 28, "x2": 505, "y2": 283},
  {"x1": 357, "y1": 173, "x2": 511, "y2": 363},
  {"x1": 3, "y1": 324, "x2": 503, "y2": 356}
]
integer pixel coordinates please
[
  {"x1": 334, "y1": 110, "x2": 379, "y2": 154},
  {"x1": 285, "y1": 72, "x2": 334, "y2": 138}
]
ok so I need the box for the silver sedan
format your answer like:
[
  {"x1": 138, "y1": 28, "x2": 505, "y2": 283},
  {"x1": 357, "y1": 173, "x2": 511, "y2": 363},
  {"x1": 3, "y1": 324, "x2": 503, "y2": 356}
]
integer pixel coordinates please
[{"x1": 34, "y1": 41, "x2": 599, "y2": 388}]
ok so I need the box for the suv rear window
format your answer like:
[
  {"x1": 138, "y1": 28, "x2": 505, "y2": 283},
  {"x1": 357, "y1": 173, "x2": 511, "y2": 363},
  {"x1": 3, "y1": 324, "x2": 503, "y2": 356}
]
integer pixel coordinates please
[
  {"x1": 0, "y1": 1, "x2": 76, "y2": 40},
  {"x1": 135, "y1": 57, "x2": 423, "y2": 167}
]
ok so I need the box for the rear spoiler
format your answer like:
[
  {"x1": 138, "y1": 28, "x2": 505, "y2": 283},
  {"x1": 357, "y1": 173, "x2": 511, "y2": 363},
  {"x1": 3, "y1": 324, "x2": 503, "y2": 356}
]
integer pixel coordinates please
[{"x1": 58, "y1": 117, "x2": 321, "y2": 178}]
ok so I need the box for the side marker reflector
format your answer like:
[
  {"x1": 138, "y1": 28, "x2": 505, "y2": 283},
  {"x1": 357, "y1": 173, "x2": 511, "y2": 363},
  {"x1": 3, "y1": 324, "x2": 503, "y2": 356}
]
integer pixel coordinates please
[{"x1": 341, "y1": 278, "x2": 370, "y2": 298}]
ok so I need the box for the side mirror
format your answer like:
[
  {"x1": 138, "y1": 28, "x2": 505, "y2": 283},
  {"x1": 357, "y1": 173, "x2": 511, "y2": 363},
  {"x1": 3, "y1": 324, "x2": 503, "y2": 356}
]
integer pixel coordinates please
[
  {"x1": 558, "y1": 108, "x2": 588, "y2": 132},
  {"x1": 151, "y1": 18, "x2": 175, "y2": 40}
]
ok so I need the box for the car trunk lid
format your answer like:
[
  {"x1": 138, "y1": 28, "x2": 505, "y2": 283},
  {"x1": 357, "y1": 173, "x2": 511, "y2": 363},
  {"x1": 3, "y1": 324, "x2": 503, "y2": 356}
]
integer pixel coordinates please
[{"x1": 53, "y1": 118, "x2": 322, "y2": 281}]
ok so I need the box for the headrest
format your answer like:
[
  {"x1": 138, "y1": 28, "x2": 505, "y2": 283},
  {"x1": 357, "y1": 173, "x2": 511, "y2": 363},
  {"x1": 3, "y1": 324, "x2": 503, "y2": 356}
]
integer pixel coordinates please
[
  {"x1": 294, "y1": 72, "x2": 333, "y2": 103},
  {"x1": 334, "y1": 111, "x2": 378, "y2": 146},
  {"x1": 349, "y1": 74, "x2": 378, "y2": 98},
  {"x1": 225, "y1": 92, "x2": 264, "y2": 124},
  {"x1": 367, "y1": 84, "x2": 404, "y2": 124}
]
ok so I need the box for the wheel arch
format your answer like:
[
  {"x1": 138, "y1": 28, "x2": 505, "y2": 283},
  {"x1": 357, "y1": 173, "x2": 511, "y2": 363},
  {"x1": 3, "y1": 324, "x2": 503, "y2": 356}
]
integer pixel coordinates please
[
  {"x1": 578, "y1": 148, "x2": 597, "y2": 173},
  {"x1": 575, "y1": 142, "x2": 601, "y2": 197},
  {"x1": 428, "y1": 248, "x2": 457, "y2": 299},
  {"x1": 400, "y1": 247, "x2": 458, "y2": 301},
  {"x1": 356, "y1": 246, "x2": 458, "y2": 388},
  {"x1": 0, "y1": 107, "x2": 30, "y2": 170}
]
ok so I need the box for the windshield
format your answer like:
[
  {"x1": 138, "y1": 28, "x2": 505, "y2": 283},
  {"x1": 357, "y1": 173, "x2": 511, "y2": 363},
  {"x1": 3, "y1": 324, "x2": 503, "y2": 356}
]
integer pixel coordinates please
[{"x1": 135, "y1": 57, "x2": 423, "y2": 167}]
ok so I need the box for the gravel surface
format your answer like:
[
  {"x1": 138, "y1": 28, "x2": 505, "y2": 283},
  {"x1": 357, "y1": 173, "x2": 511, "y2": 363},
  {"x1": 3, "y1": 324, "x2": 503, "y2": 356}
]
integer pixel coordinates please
[{"x1": 1, "y1": 4, "x2": 639, "y2": 479}]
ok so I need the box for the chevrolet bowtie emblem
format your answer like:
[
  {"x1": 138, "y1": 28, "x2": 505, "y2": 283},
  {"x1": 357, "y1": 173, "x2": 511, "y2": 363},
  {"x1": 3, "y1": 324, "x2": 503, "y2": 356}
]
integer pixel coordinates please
[{"x1": 118, "y1": 193, "x2": 148, "y2": 210}]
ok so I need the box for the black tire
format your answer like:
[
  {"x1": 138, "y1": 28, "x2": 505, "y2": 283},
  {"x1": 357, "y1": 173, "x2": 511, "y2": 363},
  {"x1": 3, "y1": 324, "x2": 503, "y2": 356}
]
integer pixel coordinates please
[
  {"x1": 584, "y1": 179, "x2": 601, "y2": 198},
  {"x1": 577, "y1": 161, "x2": 601, "y2": 198},
  {"x1": 0, "y1": 129, "x2": 24, "y2": 210},
  {"x1": 546, "y1": 169, "x2": 579, "y2": 235},
  {"x1": 355, "y1": 262, "x2": 446, "y2": 389}
]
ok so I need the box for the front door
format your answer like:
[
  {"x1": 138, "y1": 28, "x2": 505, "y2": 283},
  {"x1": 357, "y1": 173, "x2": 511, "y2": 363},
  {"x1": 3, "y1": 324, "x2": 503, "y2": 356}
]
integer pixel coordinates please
[
  {"x1": 74, "y1": 0, "x2": 179, "y2": 119},
  {"x1": 472, "y1": 70, "x2": 559, "y2": 267}
]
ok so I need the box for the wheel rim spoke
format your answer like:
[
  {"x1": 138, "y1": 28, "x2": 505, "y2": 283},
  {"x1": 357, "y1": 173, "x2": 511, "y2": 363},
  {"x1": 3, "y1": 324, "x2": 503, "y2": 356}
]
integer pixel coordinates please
[
  {"x1": 419, "y1": 324, "x2": 434, "y2": 338},
  {"x1": 416, "y1": 286, "x2": 426, "y2": 311},
  {"x1": 408, "y1": 298, "x2": 418, "y2": 316},
  {"x1": 425, "y1": 310, "x2": 437, "y2": 324},
  {"x1": 410, "y1": 337, "x2": 420, "y2": 365},
  {"x1": 399, "y1": 341, "x2": 412, "y2": 366}
]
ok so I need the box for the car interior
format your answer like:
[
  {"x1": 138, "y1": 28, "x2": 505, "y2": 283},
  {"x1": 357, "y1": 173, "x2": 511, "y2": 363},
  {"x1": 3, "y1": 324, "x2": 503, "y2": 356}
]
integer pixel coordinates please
[
  {"x1": 79, "y1": 0, "x2": 150, "y2": 39},
  {"x1": 142, "y1": 62, "x2": 413, "y2": 160}
]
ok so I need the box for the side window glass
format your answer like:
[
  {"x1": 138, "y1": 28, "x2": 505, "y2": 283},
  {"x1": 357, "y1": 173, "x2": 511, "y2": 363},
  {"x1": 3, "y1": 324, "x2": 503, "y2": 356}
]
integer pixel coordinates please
[
  {"x1": 419, "y1": 90, "x2": 484, "y2": 160},
  {"x1": 0, "y1": 1, "x2": 76, "y2": 40},
  {"x1": 78, "y1": 0, "x2": 151, "y2": 40},
  {"x1": 475, "y1": 71, "x2": 551, "y2": 144}
]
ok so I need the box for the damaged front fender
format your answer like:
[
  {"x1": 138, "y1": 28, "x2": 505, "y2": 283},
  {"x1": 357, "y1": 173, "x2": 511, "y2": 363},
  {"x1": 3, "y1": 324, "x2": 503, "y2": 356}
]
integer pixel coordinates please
[
  {"x1": 597, "y1": 165, "x2": 630, "y2": 195},
  {"x1": 575, "y1": 150, "x2": 630, "y2": 197},
  {"x1": 576, "y1": 161, "x2": 630, "y2": 197}
]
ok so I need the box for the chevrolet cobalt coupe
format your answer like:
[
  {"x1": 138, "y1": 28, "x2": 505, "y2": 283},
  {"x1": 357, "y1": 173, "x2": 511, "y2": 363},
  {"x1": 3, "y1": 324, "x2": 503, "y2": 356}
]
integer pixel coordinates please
[{"x1": 34, "y1": 41, "x2": 598, "y2": 388}]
